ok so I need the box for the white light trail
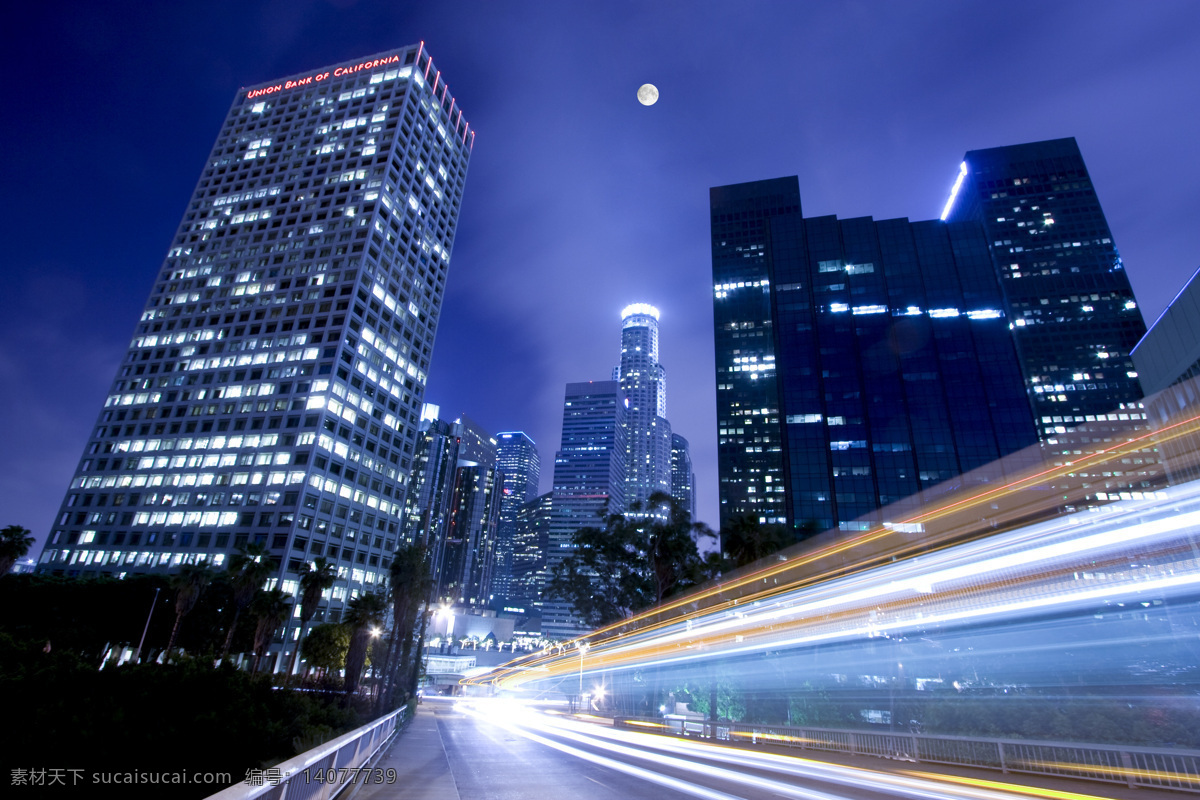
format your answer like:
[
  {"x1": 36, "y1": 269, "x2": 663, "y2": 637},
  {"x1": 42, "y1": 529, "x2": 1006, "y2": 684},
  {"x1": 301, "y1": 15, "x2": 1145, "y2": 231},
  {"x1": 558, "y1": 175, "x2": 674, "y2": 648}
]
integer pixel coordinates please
[{"x1": 467, "y1": 705, "x2": 1115, "y2": 800}]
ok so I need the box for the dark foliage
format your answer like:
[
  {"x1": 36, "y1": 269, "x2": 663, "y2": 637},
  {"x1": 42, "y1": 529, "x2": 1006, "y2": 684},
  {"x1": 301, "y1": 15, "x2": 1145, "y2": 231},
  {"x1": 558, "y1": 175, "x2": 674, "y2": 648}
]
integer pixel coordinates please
[
  {"x1": 547, "y1": 493, "x2": 714, "y2": 628},
  {"x1": 0, "y1": 634, "x2": 363, "y2": 799}
]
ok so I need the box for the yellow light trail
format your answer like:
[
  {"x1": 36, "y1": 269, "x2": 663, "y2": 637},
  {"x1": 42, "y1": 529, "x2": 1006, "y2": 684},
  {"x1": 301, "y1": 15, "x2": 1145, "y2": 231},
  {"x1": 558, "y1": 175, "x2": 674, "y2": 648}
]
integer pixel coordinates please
[{"x1": 470, "y1": 409, "x2": 1200, "y2": 691}]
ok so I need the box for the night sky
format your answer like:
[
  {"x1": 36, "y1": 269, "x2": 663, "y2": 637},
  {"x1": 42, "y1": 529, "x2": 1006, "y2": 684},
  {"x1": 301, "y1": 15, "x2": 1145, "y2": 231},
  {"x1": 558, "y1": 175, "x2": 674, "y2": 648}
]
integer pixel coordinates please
[{"x1": 4, "y1": 1, "x2": 1200, "y2": 555}]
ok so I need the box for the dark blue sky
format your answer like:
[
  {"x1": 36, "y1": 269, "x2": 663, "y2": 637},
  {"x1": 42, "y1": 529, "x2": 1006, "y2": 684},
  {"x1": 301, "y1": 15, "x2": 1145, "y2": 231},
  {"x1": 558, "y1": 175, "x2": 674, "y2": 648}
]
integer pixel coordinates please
[{"x1": 3, "y1": 1, "x2": 1200, "y2": 553}]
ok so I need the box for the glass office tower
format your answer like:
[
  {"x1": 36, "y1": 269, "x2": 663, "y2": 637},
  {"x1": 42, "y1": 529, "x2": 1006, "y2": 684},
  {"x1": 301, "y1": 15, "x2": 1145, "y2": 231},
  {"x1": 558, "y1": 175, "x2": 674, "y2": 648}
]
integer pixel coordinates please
[
  {"x1": 440, "y1": 416, "x2": 502, "y2": 607},
  {"x1": 670, "y1": 432, "x2": 695, "y2": 518},
  {"x1": 38, "y1": 46, "x2": 472, "y2": 667},
  {"x1": 493, "y1": 431, "x2": 540, "y2": 603},
  {"x1": 541, "y1": 381, "x2": 627, "y2": 639},
  {"x1": 711, "y1": 177, "x2": 1037, "y2": 535},
  {"x1": 943, "y1": 138, "x2": 1147, "y2": 439},
  {"x1": 614, "y1": 304, "x2": 673, "y2": 513}
]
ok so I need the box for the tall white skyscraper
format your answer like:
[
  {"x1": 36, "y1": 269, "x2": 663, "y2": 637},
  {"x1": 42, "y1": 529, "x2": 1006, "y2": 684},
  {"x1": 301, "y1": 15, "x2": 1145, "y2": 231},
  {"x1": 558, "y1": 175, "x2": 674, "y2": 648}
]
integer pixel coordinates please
[
  {"x1": 614, "y1": 304, "x2": 672, "y2": 513},
  {"x1": 36, "y1": 45, "x2": 472, "y2": 668}
]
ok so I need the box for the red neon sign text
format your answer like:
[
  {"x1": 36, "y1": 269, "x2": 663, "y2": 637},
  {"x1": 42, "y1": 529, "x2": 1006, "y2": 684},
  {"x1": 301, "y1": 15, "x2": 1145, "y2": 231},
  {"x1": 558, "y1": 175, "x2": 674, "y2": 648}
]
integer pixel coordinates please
[{"x1": 246, "y1": 54, "x2": 402, "y2": 100}]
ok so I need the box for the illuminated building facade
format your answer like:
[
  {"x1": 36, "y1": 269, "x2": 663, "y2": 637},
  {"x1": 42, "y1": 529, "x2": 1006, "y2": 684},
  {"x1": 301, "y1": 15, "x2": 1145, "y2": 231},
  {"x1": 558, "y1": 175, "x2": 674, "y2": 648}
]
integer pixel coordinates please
[
  {"x1": 710, "y1": 177, "x2": 1037, "y2": 535},
  {"x1": 511, "y1": 491, "x2": 552, "y2": 609},
  {"x1": 942, "y1": 138, "x2": 1148, "y2": 440},
  {"x1": 493, "y1": 431, "x2": 540, "y2": 603},
  {"x1": 614, "y1": 304, "x2": 673, "y2": 513},
  {"x1": 541, "y1": 381, "x2": 627, "y2": 639},
  {"x1": 402, "y1": 409, "x2": 506, "y2": 607},
  {"x1": 37, "y1": 45, "x2": 473, "y2": 667},
  {"x1": 400, "y1": 404, "x2": 460, "y2": 582},
  {"x1": 440, "y1": 416, "x2": 503, "y2": 607},
  {"x1": 670, "y1": 433, "x2": 695, "y2": 518}
]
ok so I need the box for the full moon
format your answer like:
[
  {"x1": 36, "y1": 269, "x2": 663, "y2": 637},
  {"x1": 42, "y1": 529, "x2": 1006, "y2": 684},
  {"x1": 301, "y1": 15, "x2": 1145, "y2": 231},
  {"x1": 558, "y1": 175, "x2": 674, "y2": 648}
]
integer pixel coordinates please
[{"x1": 637, "y1": 83, "x2": 659, "y2": 106}]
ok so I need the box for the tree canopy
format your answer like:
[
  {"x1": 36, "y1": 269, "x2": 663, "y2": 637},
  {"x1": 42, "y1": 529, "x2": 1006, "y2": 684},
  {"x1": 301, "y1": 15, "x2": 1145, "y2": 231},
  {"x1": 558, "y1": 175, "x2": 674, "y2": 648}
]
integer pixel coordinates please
[
  {"x1": 547, "y1": 492, "x2": 714, "y2": 629},
  {"x1": 0, "y1": 525, "x2": 35, "y2": 575},
  {"x1": 712, "y1": 514, "x2": 800, "y2": 572},
  {"x1": 300, "y1": 622, "x2": 350, "y2": 676}
]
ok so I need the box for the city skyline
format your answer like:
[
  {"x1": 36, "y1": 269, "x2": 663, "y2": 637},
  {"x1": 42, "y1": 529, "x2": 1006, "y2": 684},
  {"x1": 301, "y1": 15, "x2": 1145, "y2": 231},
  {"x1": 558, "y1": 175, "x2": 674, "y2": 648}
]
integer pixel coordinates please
[{"x1": 5, "y1": 2, "x2": 1200, "y2": 552}]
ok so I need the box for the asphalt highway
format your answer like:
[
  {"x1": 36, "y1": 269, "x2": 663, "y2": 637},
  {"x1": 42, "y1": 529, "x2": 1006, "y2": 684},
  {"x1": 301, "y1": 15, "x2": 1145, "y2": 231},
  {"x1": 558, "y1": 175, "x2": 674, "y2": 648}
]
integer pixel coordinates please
[{"x1": 357, "y1": 698, "x2": 1181, "y2": 800}]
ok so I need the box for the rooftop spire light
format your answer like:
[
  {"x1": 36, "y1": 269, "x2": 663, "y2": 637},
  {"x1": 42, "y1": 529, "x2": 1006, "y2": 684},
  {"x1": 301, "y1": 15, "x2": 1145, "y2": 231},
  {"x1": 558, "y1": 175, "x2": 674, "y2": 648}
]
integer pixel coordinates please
[
  {"x1": 621, "y1": 303, "x2": 660, "y2": 320},
  {"x1": 940, "y1": 161, "x2": 968, "y2": 221}
]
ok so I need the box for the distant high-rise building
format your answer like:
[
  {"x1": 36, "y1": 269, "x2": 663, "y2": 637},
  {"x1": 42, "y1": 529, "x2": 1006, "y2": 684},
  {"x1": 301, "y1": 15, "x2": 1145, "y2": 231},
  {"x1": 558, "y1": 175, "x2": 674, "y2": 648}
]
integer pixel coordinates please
[
  {"x1": 943, "y1": 138, "x2": 1148, "y2": 437},
  {"x1": 710, "y1": 176, "x2": 1037, "y2": 534},
  {"x1": 401, "y1": 404, "x2": 461, "y2": 582},
  {"x1": 36, "y1": 46, "x2": 473, "y2": 669},
  {"x1": 493, "y1": 431, "x2": 540, "y2": 603},
  {"x1": 511, "y1": 491, "x2": 552, "y2": 609},
  {"x1": 440, "y1": 415, "x2": 502, "y2": 607},
  {"x1": 614, "y1": 304, "x2": 673, "y2": 513},
  {"x1": 541, "y1": 381, "x2": 627, "y2": 639},
  {"x1": 670, "y1": 433, "x2": 695, "y2": 518}
]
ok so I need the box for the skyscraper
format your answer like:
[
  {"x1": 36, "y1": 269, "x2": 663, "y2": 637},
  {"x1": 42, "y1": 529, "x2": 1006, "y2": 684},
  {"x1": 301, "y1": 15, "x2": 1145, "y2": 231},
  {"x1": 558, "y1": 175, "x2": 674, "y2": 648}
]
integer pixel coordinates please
[
  {"x1": 670, "y1": 433, "x2": 695, "y2": 518},
  {"x1": 942, "y1": 138, "x2": 1148, "y2": 438},
  {"x1": 614, "y1": 304, "x2": 672, "y2": 513},
  {"x1": 401, "y1": 404, "x2": 460, "y2": 583},
  {"x1": 510, "y1": 491, "x2": 552, "y2": 608},
  {"x1": 710, "y1": 177, "x2": 1037, "y2": 534},
  {"x1": 541, "y1": 381, "x2": 627, "y2": 639},
  {"x1": 493, "y1": 431, "x2": 540, "y2": 603},
  {"x1": 440, "y1": 416, "x2": 503, "y2": 607},
  {"x1": 37, "y1": 46, "x2": 472, "y2": 667}
]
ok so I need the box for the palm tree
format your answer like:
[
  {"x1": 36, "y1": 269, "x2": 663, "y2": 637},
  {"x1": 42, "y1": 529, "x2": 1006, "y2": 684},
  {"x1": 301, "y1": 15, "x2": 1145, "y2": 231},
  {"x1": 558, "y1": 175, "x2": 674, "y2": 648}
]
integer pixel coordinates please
[
  {"x1": 220, "y1": 543, "x2": 275, "y2": 662},
  {"x1": 249, "y1": 588, "x2": 291, "y2": 673},
  {"x1": 288, "y1": 557, "x2": 337, "y2": 676},
  {"x1": 644, "y1": 491, "x2": 716, "y2": 604},
  {"x1": 165, "y1": 562, "x2": 213, "y2": 656},
  {"x1": 0, "y1": 525, "x2": 35, "y2": 575},
  {"x1": 377, "y1": 544, "x2": 432, "y2": 712},
  {"x1": 343, "y1": 590, "x2": 388, "y2": 695}
]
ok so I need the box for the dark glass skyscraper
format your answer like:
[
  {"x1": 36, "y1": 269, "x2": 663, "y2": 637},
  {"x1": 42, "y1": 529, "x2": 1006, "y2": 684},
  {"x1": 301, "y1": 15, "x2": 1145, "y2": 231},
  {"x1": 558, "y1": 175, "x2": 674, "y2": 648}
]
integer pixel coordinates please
[
  {"x1": 493, "y1": 431, "x2": 540, "y2": 603},
  {"x1": 511, "y1": 491, "x2": 552, "y2": 608},
  {"x1": 711, "y1": 177, "x2": 1037, "y2": 534},
  {"x1": 401, "y1": 404, "x2": 461, "y2": 583},
  {"x1": 670, "y1": 433, "x2": 695, "y2": 518},
  {"x1": 943, "y1": 138, "x2": 1147, "y2": 438}
]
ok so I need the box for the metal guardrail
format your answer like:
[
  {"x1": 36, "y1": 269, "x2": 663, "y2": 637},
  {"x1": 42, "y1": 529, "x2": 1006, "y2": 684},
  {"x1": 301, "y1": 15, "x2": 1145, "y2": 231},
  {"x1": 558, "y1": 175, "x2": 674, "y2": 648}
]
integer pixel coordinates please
[
  {"x1": 205, "y1": 705, "x2": 407, "y2": 800},
  {"x1": 614, "y1": 716, "x2": 1200, "y2": 793}
]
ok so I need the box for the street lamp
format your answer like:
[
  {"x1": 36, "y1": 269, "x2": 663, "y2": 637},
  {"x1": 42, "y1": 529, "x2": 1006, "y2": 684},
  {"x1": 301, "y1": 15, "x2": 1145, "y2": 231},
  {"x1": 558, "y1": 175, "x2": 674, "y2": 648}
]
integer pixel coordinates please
[{"x1": 134, "y1": 586, "x2": 161, "y2": 664}]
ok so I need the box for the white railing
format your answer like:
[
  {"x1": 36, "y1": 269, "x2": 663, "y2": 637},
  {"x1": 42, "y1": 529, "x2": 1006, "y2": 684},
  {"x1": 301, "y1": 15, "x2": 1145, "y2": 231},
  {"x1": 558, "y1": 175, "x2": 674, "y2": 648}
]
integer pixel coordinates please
[
  {"x1": 615, "y1": 716, "x2": 1200, "y2": 793},
  {"x1": 205, "y1": 705, "x2": 406, "y2": 800}
]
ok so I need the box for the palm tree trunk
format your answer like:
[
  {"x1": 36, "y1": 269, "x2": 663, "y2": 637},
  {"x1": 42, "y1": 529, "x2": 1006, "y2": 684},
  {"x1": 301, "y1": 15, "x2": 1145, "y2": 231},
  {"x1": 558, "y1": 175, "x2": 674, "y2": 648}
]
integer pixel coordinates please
[
  {"x1": 221, "y1": 607, "x2": 243, "y2": 661},
  {"x1": 373, "y1": 628, "x2": 399, "y2": 715},
  {"x1": 408, "y1": 607, "x2": 430, "y2": 697},
  {"x1": 287, "y1": 621, "x2": 307, "y2": 677},
  {"x1": 166, "y1": 610, "x2": 184, "y2": 655}
]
